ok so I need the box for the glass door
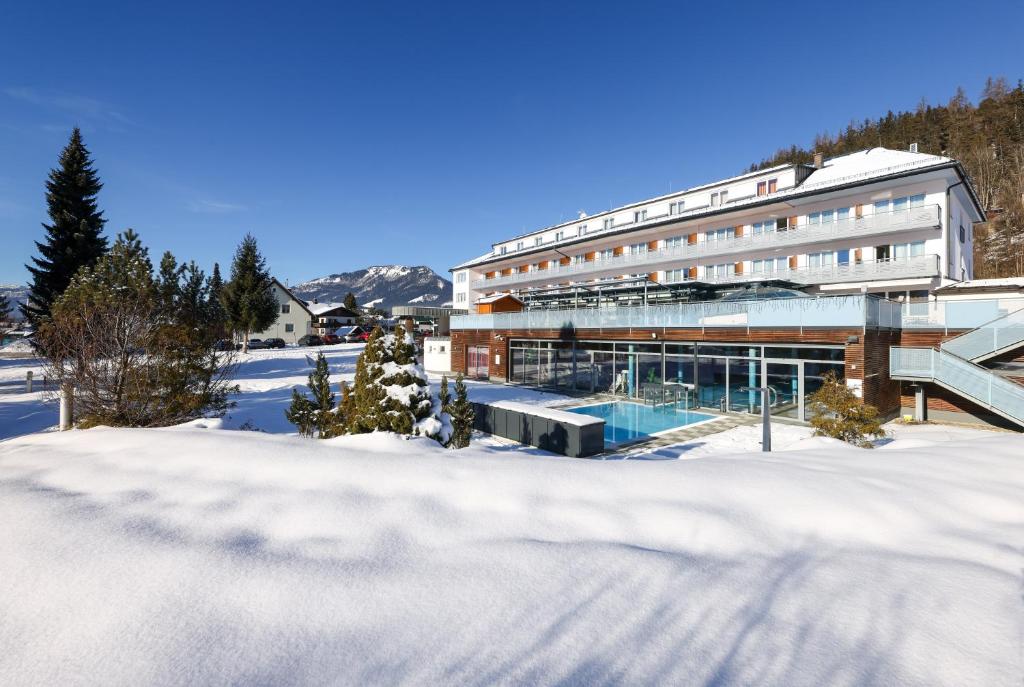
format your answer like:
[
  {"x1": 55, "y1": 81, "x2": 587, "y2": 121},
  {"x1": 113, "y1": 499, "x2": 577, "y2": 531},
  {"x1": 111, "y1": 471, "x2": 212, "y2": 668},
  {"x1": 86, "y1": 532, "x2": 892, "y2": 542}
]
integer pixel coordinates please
[{"x1": 763, "y1": 360, "x2": 801, "y2": 419}]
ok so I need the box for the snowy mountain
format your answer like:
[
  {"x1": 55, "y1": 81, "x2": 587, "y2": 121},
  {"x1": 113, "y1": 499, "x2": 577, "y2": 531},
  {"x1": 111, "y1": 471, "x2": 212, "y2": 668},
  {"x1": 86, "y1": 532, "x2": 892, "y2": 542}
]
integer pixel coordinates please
[
  {"x1": 290, "y1": 265, "x2": 452, "y2": 312},
  {"x1": 0, "y1": 284, "x2": 28, "y2": 320}
]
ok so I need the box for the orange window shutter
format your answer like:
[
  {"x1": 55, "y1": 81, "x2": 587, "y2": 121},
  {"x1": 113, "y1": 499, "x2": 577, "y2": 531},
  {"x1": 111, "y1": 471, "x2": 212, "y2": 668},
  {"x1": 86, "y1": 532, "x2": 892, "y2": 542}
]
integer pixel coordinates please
[
  {"x1": 539, "y1": 260, "x2": 549, "y2": 270},
  {"x1": 789, "y1": 256, "x2": 798, "y2": 269},
  {"x1": 585, "y1": 251, "x2": 595, "y2": 262},
  {"x1": 768, "y1": 179, "x2": 777, "y2": 193},
  {"x1": 734, "y1": 262, "x2": 743, "y2": 275},
  {"x1": 688, "y1": 233, "x2": 698, "y2": 245},
  {"x1": 789, "y1": 216, "x2": 798, "y2": 228},
  {"x1": 647, "y1": 240, "x2": 659, "y2": 251},
  {"x1": 855, "y1": 204, "x2": 864, "y2": 218},
  {"x1": 854, "y1": 248, "x2": 863, "y2": 263},
  {"x1": 485, "y1": 271, "x2": 495, "y2": 279},
  {"x1": 734, "y1": 225, "x2": 744, "y2": 238},
  {"x1": 688, "y1": 266, "x2": 698, "y2": 279},
  {"x1": 613, "y1": 246, "x2": 624, "y2": 257},
  {"x1": 559, "y1": 256, "x2": 570, "y2": 266},
  {"x1": 647, "y1": 272, "x2": 658, "y2": 282}
]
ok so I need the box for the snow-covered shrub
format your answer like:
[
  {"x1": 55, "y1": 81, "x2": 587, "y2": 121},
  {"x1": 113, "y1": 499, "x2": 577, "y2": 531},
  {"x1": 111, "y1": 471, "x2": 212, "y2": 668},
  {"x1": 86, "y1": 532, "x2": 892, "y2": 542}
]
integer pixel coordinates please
[
  {"x1": 807, "y1": 371, "x2": 885, "y2": 448},
  {"x1": 448, "y1": 374, "x2": 474, "y2": 449},
  {"x1": 349, "y1": 325, "x2": 451, "y2": 443}
]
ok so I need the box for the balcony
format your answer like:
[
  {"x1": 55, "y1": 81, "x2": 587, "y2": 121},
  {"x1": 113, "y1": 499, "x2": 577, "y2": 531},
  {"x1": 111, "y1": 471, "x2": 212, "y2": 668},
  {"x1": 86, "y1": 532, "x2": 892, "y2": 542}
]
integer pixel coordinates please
[
  {"x1": 695, "y1": 254, "x2": 940, "y2": 286},
  {"x1": 451, "y1": 294, "x2": 902, "y2": 331},
  {"x1": 473, "y1": 204, "x2": 941, "y2": 289}
]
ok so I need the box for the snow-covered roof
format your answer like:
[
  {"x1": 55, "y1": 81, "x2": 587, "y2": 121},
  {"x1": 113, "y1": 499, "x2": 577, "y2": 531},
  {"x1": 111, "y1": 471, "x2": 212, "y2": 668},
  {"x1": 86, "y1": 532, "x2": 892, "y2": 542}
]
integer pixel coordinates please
[
  {"x1": 453, "y1": 147, "x2": 974, "y2": 271},
  {"x1": 934, "y1": 278, "x2": 1024, "y2": 294},
  {"x1": 332, "y1": 325, "x2": 361, "y2": 336},
  {"x1": 308, "y1": 302, "x2": 351, "y2": 316},
  {"x1": 475, "y1": 292, "x2": 524, "y2": 305}
]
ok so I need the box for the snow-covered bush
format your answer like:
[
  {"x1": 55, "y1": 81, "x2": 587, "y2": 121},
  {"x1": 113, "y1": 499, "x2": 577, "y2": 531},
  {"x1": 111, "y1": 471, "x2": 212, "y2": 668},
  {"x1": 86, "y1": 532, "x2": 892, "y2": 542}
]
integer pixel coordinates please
[{"x1": 349, "y1": 325, "x2": 451, "y2": 443}]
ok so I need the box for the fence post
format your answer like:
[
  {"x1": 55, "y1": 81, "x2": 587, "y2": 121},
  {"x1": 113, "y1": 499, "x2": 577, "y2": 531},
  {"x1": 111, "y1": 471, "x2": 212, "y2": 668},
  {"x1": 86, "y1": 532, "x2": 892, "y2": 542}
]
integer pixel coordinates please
[
  {"x1": 59, "y1": 384, "x2": 74, "y2": 431},
  {"x1": 25, "y1": 371, "x2": 33, "y2": 394}
]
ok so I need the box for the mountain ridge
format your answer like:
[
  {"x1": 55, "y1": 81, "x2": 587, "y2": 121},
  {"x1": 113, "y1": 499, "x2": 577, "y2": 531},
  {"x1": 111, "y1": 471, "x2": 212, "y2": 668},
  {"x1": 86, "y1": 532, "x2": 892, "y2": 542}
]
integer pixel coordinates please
[{"x1": 290, "y1": 265, "x2": 452, "y2": 311}]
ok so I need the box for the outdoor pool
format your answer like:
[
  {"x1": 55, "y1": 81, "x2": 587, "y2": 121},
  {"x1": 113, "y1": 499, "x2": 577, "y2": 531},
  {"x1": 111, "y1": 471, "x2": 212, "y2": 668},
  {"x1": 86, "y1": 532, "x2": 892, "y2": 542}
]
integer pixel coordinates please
[{"x1": 568, "y1": 401, "x2": 715, "y2": 445}]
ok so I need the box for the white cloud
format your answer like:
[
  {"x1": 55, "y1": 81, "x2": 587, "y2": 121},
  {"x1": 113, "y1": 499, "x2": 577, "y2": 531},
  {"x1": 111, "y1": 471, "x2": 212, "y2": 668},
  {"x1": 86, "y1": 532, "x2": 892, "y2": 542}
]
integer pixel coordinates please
[
  {"x1": 4, "y1": 87, "x2": 137, "y2": 127},
  {"x1": 186, "y1": 199, "x2": 248, "y2": 214}
]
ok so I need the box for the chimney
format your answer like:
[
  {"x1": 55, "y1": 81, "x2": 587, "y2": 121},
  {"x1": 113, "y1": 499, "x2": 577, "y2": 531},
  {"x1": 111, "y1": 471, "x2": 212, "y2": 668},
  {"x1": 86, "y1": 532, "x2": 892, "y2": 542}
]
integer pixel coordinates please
[{"x1": 813, "y1": 152, "x2": 824, "y2": 169}]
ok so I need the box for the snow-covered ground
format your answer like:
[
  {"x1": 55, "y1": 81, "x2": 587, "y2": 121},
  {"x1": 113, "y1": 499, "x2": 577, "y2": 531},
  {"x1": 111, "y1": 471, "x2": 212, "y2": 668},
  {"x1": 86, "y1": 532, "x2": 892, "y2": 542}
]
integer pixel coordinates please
[{"x1": 0, "y1": 346, "x2": 1022, "y2": 684}]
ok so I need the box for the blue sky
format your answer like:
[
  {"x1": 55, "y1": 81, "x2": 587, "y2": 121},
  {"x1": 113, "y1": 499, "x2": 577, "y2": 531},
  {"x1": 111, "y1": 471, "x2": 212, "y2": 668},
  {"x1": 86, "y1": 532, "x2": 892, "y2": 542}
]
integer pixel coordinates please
[{"x1": 1, "y1": 0, "x2": 1021, "y2": 286}]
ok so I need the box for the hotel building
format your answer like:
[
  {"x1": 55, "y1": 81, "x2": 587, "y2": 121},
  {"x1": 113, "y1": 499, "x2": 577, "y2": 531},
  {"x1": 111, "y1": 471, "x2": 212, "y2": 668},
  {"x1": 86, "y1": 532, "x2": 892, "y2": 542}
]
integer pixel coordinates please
[{"x1": 447, "y1": 148, "x2": 1024, "y2": 429}]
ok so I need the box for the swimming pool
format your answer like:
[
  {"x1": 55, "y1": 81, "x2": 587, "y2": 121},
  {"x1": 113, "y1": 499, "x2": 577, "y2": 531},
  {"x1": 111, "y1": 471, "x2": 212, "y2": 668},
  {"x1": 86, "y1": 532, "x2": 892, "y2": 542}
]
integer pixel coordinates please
[{"x1": 568, "y1": 401, "x2": 715, "y2": 445}]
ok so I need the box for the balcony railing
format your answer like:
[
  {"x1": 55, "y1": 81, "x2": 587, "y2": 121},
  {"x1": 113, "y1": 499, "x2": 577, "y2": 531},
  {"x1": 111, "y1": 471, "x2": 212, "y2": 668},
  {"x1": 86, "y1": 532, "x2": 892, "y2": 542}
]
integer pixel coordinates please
[
  {"x1": 474, "y1": 204, "x2": 941, "y2": 289},
  {"x1": 451, "y1": 294, "x2": 901, "y2": 331},
  {"x1": 694, "y1": 254, "x2": 939, "y2": 286}
]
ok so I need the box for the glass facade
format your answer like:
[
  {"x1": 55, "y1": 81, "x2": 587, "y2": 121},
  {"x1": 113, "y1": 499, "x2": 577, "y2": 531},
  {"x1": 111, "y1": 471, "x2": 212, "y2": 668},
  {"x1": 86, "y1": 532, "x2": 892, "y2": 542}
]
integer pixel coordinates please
[{"x1": 508, "y1": 339, "x2": 846, "y2": 421}]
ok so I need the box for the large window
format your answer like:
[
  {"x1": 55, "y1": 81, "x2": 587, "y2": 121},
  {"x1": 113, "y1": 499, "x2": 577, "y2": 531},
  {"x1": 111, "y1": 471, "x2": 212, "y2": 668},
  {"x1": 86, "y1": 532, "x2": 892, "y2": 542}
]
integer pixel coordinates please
[
  {"x1": 633, "y1": 210, "x2": 647, "y2": 223},
  {"x1": 705, "y1": 227, "x2": 734, "y2": 243},
  {"x1": 670, "y1": 200, "x2": 685, "y2": 214},
  {"x1": 603, "y1": 218, "x2": 614, "y2": 230}
]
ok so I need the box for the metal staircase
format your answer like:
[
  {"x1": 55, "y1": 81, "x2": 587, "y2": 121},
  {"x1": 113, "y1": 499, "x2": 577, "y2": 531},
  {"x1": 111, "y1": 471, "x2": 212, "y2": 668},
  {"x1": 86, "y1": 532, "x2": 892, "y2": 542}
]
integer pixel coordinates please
[
  {"x1": 890, "y1": 347, "x2": 1024, "y2": 427},
  {"x1": 939, "y1": 304, "x2": 1024, "y2": 362},
  {"x1": 892, "y1": 305, "x2": 1024, "y2": 428}
]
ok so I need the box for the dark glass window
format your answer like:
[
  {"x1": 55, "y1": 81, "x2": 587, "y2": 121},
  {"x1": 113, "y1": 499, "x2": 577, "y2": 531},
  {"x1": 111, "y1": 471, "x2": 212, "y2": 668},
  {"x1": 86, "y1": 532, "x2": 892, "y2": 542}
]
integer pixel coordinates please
[
  {"x1": 764, "y1": 346, "x2": 845, "y2": 361},
  {"x1": 696, "y1": 344, "x2": 759, "y2": 358}
]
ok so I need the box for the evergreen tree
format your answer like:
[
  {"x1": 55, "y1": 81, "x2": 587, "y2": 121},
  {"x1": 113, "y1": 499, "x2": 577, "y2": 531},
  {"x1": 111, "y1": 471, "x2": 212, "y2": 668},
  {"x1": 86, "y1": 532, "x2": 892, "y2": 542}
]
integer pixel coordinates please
[
  {"x1": 347, "y1": 325, "x2": 449, "y2": 441},
  {"x1": 439, "y1": 375, "x2": 451, "y2": 414},
  {"x1": 178, "y1": 262, "x2": 210, "y2": 334},
  {"x1": 349, "y1": 326, "x2": 388, "y2": 433},
  {"x1": 36, "y1": 230, "x2": 235, "y2": 427},
  {"x1": 286, "y1": 352, "x2": 342, "y2": 438},
  {"x1": 220, "y1": 234, "x2": 278, "y2": 352},
  {"x1": 155, "y1": 251, "x2": 183, "y2": 324},
  {"x1": 206, "y1": 262, "x2": 228, "y2": 339},
  {"x1": 343, "y1": 292, "x2": 358, "y2": 312},
  {"x1": 22, "y1": 128, "x2": 108, "y2": 327},
  {"x1": 807, "y1": 372, "x2": 885, "y2": 448},
  {"x1": 448, "y1": 374, "x2": 474, "y2": 449},
  {"x1": 0, "y1": 291, "x2": 10, "y2": 339}
]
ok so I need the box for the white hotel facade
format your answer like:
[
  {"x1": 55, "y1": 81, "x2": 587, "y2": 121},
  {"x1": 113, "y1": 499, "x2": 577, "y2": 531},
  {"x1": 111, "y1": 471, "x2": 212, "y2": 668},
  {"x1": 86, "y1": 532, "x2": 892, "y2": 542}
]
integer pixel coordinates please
[
  {"x1": 445, "y1": 148, "x2": 1024, "y2": 430},
  {"x1": 451, "y1": 147, "x2": 982, "y2": 309}
]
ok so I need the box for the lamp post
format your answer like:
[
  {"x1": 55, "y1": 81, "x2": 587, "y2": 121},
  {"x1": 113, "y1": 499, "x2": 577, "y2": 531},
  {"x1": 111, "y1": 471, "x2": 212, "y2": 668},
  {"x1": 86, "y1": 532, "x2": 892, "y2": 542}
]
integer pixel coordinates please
[{"x1": 740, "y1": 385, "x2": 776, "y2": 452}]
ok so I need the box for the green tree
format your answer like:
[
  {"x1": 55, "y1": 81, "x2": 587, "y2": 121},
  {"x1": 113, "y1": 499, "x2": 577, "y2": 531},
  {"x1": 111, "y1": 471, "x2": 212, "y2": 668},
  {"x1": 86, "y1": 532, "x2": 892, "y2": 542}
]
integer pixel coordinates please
[
  {"x1": 438, "y1": 375, "x2": 451, "y2": 414},
  {"x1": 22, "y1": 128, "x2": 108, "y2": 327},
  {"x1": 0, "y1": 291, "x2": 11, "y2": 340},
  {"x1": 448, "y1": 374, "x2": 474, "y2": 449},
  {"x1": 36, "y1": 230, "x2": 235, "y2": 427},
  {"x1": 347, "y1": 325, "x2": 447, "y2": 441},
  {"x1": 155, "y1": 251, "x2": 184, "y2": 324},
  {"x1": 206, "y1": 262, "x2": 228, "y2": 339},
  {"x1": 286, "y1": 352, "x2": 342, "y2": 438},
  {"x1": 807, "y1": 371, "x2": 885, "y2": 448},
  {"x1": 221, "y1": 234, "x2": 278, "y2": 352},
  {"x1": 343, "y1": 292, "x2": 358, "y2": 312}
]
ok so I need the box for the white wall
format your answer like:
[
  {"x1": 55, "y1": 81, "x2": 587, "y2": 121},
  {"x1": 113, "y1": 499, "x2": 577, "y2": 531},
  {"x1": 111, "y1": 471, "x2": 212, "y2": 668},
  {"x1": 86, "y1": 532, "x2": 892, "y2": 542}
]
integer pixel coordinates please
[
  {"x1": 423, "y1": 337, "x2": 452, "y2": 373},
  {"x1": 251, "y1": 283, "x2": 312, "y2": 344}
]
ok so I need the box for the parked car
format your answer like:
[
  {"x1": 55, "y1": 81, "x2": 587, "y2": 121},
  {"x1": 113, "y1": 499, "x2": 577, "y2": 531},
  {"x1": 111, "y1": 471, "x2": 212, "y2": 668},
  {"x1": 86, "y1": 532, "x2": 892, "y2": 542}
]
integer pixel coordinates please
[
  {"x1": 235, "y1": 339, "x2": 268, "y2": 351},
  {"x1": 321, "y1": 334, "x2": 341, "y2": 345},
  {"x1": 297, "y1": 334, "x2": 323, "y2": 346},
  {"x1": 262, "y1": 337, "x2": 286, "y2": 349},
  {"x1": 348, "y1": 330, "x2": 370, "y2": 343},
  {"x1": 213, "y1": 339, "x2": 234, "y2": 352}
]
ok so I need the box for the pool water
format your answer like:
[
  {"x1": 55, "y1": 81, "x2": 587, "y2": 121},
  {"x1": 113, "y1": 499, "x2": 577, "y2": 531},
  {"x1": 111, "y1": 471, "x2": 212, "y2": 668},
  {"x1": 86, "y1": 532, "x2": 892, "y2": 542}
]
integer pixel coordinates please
[{"x1": 568, "y1": 401, "x2": 714, "y2": 445}]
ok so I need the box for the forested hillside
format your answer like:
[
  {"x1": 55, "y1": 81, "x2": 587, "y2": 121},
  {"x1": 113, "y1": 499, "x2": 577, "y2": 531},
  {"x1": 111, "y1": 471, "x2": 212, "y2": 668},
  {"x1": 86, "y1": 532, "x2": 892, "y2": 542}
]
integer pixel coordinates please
[{"x1": 749, "y1": 78, "x2": 1024, "y2": 278}]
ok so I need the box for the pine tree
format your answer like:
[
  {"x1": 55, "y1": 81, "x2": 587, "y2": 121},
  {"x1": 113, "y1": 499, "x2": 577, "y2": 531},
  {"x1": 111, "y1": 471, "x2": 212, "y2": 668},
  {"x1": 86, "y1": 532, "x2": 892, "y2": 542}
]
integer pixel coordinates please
[
  {"x1": 36, "y1": 230, "x2": 235, "y2": 427},
  {"x1": 285, "y1": 352, "x2": 342, "y2": 438},
  {"x1": 0, "y1": 291, "x2": 10, "y2": 339},
  {"x1": 347, "y1": 325, "x2": 448, "y2": 441},
  {"x1": 206, "y1": 262, "x2": 228, "y2": 339},
  {"x1": 220, "y1": 234, "x2": 278, "y2": 352},
  {"x1": 439, "y1": 375, "x2": 451, "y2": 413},
  {"x1": 22, "y1": 128, "x2": 108, "y2": 327},
  {"x1": 343, "y1": 292, "x2": 358, "y2": 312},
  {"x1": 449, "y1": 374, "x2": 474, "y2": 449},
  {"x1": 807, "y1": 371, "x2": 885, "y2": 448},
  {"x1": 155, "y1": 251, "x2": 183, "y2": 324}
]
